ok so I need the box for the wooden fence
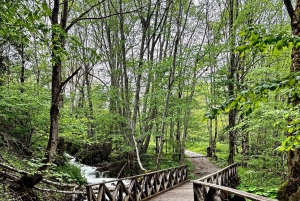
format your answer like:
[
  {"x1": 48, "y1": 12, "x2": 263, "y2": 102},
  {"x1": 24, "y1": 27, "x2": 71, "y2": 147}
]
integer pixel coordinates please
[
  {"x1": 86, "y1": 165, "x2": 189, "y2": 201},
  {"x1": 193, "y1": 163, "x2": 278, "y2": 201}
]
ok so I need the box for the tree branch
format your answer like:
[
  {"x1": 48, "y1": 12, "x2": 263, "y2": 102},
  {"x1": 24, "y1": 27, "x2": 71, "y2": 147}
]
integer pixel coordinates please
[
  {"x1": 66, "y1": 5, "x2": 145, "y2": 32},
  {"x1": 65, "y1": 0, "x2": 107, "y2": 32},
  {"x1": 59, "y1": 67, "x2": 82, "y2": 96},
  {"x1": 284, "y1": 0, "x2": 295, "y2": 21}
]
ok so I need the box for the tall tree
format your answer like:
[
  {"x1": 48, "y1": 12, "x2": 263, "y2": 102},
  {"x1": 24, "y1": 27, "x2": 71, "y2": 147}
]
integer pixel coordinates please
[
  {"x1": 227, "y1": 0, "x2": 238, "y2": 165},
  {"x1": 278, "y1": 1, "x2": 300, "y2": 200},
  {"x1": 40, "y1": 0, "x2": 105, "y2": 170}
]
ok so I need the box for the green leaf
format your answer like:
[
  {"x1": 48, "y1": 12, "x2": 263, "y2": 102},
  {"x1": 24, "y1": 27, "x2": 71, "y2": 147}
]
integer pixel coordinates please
[
  {"x1": 239, "y1": 30, "x2": 246, "y2": 36},
  {"x1": 42, "y1": 2, "x2": 51, "y2": 16},
  {"x1": 276, "y1": 40, "x2": 283, "y2": 50},
  {"x1": 288, "y1": 127, "x2": 294, "y2": 133}
]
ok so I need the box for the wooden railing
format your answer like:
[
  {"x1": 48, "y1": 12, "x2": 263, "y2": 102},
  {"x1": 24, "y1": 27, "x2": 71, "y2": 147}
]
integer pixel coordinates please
[
  {"x1": 193, "y1": 163, "x2": 278, "y2": 201},
  {"x1": 193, "y1": 181, "x2": 277, "y2": 201},
  {"x1": 86, "y1": 165, "x2": 189, "y2": 201}
]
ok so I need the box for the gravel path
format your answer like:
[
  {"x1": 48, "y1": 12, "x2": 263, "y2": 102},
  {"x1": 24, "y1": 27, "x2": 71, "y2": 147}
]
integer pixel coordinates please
[{"x1": 185, "y1": 150, "x2": 219, "y2": 179}]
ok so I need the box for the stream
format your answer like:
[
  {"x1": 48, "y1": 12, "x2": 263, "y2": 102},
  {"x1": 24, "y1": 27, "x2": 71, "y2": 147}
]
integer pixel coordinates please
[
  {"x1": 65, "y1": 153, "x2": 115, "y2": 184},
  {"x1": 65, "y1": 153, "x2": 117, "y2": 201}
]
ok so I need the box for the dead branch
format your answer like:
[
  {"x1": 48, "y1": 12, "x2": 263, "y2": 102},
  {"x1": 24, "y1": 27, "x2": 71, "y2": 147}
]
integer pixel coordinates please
[
  {"x1": 117, "y1": 163, "x2": 127, "y2": 179},
  {"x1": 0, "y1": 162, "x2": 27, "y2": 175},
  {"x1": 41, "y1": 178, "x2": 79, "y2": 188},
  {"x1": 0, "y1": 170, "x2": 19, "y2": 180},
  {"x1": 34, "y1": 186, "x2": 85, "y2": 194}
]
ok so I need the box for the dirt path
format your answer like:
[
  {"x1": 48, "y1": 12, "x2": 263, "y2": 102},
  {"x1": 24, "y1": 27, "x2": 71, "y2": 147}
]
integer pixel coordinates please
[
  {"x1": 147, "y1": 150, "x2": 219, "y2": 201},
  {"x1": 185, "y1": 150, "x2": 219, "y2": 179}
]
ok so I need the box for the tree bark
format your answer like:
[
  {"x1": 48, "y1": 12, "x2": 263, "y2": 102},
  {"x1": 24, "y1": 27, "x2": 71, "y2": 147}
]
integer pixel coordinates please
[
  {"x1": 39, "y1": 0, "x2": 62, "y2": 171},
  {"x1": 227, "y1": 0, "x2": 237, "y2": 165},
  {"x1": 40, "y1": 0, "x2": 74, "y2": 171},
  {"x1": 278, "y1": 1, "x2": 300, "y2": 200},
  {"x1": 20, "y1": 43, "x2": 25, "y2": 92}
]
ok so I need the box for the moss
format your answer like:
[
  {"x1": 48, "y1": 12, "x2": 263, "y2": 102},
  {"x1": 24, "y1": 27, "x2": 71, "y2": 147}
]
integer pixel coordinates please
[
  {"x1": 277, "y1": 180, "x2": 288, "y2": 201},
  {"x1": 290, "y1": 187, "x2": 300, "y2": 201},
  {"x1": 278, "y1": 180, "x2": 300, "y2": 201}
]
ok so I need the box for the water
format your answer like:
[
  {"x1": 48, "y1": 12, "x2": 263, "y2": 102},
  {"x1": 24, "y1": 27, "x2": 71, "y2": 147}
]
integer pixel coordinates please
[
  {"x1": 65, "y1": 153, "x2": 131, "y2": 201},
  {"x1": 65, "y1": 153, "x2": 116, "y2": 184}
]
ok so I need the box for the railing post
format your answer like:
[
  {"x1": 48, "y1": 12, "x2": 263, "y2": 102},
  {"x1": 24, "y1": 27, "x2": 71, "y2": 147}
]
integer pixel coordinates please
[{"x1": 86, "y1": 186, "x2": 96, "y2": 201}]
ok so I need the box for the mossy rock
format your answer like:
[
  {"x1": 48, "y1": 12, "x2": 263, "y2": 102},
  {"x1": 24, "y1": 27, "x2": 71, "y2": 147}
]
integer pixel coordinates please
[{"x1": 79, "y1": 143, "x2": 112, "y2": 165}]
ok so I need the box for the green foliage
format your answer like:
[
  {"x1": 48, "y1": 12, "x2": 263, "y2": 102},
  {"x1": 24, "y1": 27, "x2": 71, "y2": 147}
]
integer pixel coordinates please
[
  {"x1": 0, "y1": 1, "x2": 50, "y2": 46},
  {"x1": 238, "y1": 168, "x2": 279, "y2": 199},
  {"x1": 242, "y1": 186, "x2": 278, "y2": 199},
  {"x1": 236, "y1": 26, "x2": 292, "y2": 56},
  {"x1": 60, "y1": 109, "x2": 89, "y2": 143},
  {"x1": 279, "y1": 104, "x2": 300, "y2": 151},
  {"x1": 0, "y1": 83, "x2": 49, "y2": 144},
  {"x1": 142, "y1": 146, "x2": 181, "y2": 171},
  {"x1": 52, "y1": 163, "x2": 87, "y2": 185}
]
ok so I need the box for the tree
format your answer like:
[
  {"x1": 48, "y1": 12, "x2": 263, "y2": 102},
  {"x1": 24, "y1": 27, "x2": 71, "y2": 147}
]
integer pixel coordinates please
[
  {"x1": 227, "y1": 0, "x2": 239, "y2": 165},
  {"x1": 278, "y1": 1, "x2": 300, "y2": 200}
]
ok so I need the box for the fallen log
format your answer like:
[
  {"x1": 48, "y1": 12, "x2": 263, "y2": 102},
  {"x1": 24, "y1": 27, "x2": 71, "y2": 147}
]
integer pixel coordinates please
[
  {"x1": 34, "y1": 186, "x2": 85, "y2": 194},
  {"x1": 0, "y1": 162, "x2": 80, "y2": 188}
]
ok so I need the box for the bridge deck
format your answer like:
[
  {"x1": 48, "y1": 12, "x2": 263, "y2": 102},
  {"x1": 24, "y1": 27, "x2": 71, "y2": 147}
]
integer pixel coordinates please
[
  {"x1": 147, "y1": 150, "x2": 218, "y2": 201},
  {"x1": 146, "y1": 181, "x2": 193, "y2": 201}
]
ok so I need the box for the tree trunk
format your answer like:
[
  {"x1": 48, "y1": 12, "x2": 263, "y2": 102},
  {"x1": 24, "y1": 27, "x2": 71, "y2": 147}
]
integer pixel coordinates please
[
  {"x1": 241, "y1": 115, "x2": 249, "y2": 168},
  {"x1": 83, "y1": 59, "x2": 94, "y2": 137},
  {"x1": 156, "y1": 0, "x2": 179, "y2": 170},
  {"x1": 227, "y1": 0, "x2": 237, "y2": 165},
  {"x1": 212, "y1": 117, "x2": 217, "y2": 160},
  {"x1": 118, "y1": 0, "x2": 135, "y2": 169},
  {"x1": 20, "y1": 43, "x2": 25, "y2": 93},
  {"x1": 40, "y1": 0, "x2": 68, "y2": 171},
  {"x1": 278, "y1": 1, "x2": 300, "y2": 200}
]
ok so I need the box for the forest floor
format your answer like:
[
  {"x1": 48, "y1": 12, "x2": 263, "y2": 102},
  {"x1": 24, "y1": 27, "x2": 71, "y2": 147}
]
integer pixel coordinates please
[{"x1": 185, "y1": 150, "x2": 219, "y2": 179}]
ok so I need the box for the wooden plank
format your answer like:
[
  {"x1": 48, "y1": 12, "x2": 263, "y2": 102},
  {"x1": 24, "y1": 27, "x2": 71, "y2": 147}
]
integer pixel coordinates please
[{"x1": 144, "y1": 180, "x2": 192, "y2": 201}]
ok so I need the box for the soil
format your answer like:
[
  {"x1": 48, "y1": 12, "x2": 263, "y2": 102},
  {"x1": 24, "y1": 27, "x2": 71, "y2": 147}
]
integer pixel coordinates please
[{"x1": 185, "y1": 150, "x2": 219, "y2": 179}]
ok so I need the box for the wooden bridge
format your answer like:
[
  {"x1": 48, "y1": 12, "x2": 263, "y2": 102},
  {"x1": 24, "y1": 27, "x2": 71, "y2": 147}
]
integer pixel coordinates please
[{"x1": 85, "y1": 163, "x2": 278, "y2": 201}]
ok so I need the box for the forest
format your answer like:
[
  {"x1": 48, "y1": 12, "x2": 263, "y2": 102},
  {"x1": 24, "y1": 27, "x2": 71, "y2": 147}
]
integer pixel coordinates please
[{"x1": 1, "y1": 0, "x2": 300, "y2": 200}]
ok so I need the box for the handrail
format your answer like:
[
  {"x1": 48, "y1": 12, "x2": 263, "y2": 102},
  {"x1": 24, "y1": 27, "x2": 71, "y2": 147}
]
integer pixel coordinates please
[
  {"x1": 196, "y1": 163, "x2": 238, "y2": 189},
  {"x1": 193, "y1": 163, "x2": 278, "y2": 201},
  {"x1": 193, "y1": 181, "x2": 278, "y2": 201},
  {"x1": 198, "y1": 163, "x2": 237, "y2": 182},
  {"x1": 86, "y1": 165, "x2": 189, "y2": 201}
]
